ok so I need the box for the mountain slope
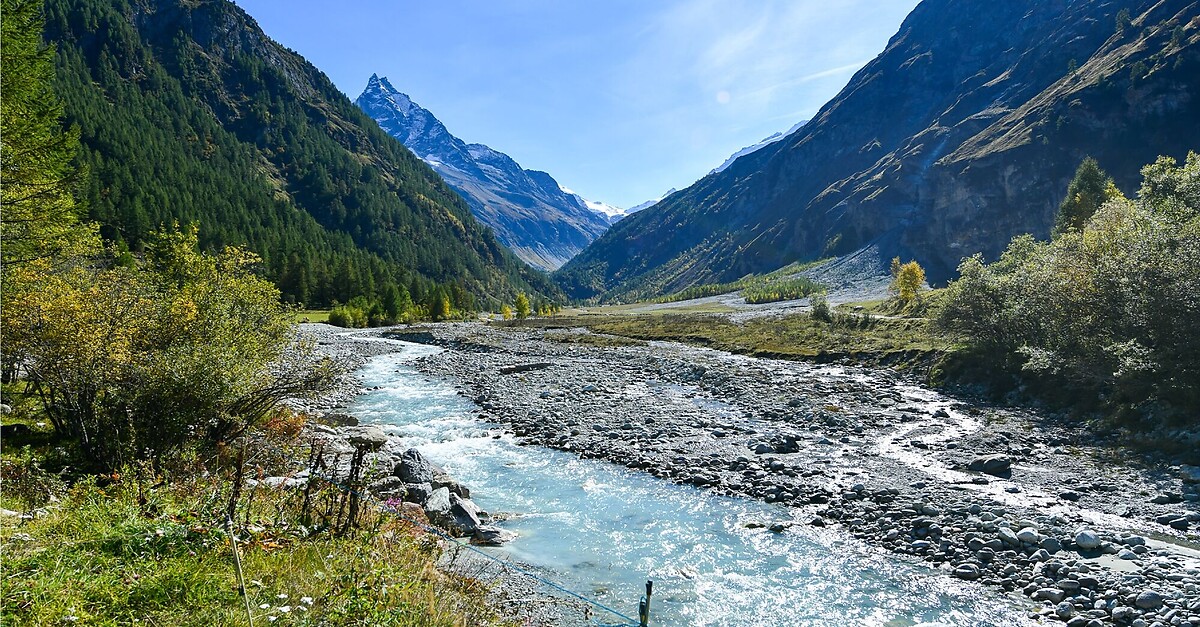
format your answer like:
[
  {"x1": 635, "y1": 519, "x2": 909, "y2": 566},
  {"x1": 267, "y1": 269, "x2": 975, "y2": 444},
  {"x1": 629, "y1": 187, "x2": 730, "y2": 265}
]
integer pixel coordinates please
[
  {"x1": 356, "y1": 75, "x2": 611, "y2": 270},
  {"x1": 45, "y1": 0, "x2": 557, "y2": 308},
  {"x1": 557, "y1": 0, "x2": 1200, "y2": 301}
]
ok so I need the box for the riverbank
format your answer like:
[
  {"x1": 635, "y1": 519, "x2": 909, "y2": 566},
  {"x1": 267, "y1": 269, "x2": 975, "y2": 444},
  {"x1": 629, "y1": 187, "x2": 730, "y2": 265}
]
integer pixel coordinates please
[
  {"x1": 293, "y1": 323, "x2": 598, "y2": 626},
  {"x1": 368, "y1": 320, "x2": 1200, "y2": 627}
]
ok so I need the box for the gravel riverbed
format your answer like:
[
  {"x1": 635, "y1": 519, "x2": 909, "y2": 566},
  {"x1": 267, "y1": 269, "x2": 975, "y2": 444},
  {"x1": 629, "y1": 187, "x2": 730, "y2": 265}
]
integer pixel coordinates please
[{"x1": 301, "y1": 322, "x2": 1200, "y2": 626}]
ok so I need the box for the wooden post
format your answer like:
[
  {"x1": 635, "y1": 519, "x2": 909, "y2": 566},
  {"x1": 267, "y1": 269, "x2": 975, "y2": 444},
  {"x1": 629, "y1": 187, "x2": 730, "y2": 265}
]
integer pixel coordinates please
[
  {"x1": 639, "y1": 579, "x2": 653, "y2": 626},
  {"x1": 226, "y1": 516, "x2": 254, "y2": 627}
]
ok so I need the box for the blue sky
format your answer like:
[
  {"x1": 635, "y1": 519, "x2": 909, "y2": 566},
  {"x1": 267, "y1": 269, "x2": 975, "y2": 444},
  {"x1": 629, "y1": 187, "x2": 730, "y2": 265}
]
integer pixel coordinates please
[{"x1": 235, "y1": 0, "x2": 920, "y2": 208}]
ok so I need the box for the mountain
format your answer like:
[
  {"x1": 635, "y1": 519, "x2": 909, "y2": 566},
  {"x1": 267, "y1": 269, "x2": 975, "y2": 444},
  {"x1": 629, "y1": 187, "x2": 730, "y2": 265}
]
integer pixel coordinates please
[
  {"x1": 557, "y1": 187, "x2": 631, "y2": 224},
  {"x1": 710, "y1": 121, "x2": 808, "y2": 175},
  {"x1": 356, "y1": 75, "x2": 612, "y2": 270},
  {"x1": 556, "y1": 0, "x2": 1200, "y2": 301},
  {"x1": 627, "y1": 189, "x2": 678, "y2": 215},
  {"x1": 44, "y1": 0, "x2": 557, "y2": 309}
]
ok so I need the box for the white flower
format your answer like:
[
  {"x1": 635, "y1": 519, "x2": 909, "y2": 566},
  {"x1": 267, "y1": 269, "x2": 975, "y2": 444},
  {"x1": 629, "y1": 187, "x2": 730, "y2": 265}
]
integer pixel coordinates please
[
  {"x1": 259, "y1": 604, "x2": 270, "y2": 610},
  {"x1": 267, "y1": 616, "x2": 277, "y2": 623},
  {"x1": 278, "y1": 606, "x2": 291, "y2": 613},
  {"x1": 300, "y1": 597, "x2": 313, "y2": 605},
  {"x1": 276, "y1": 593, "x2": 288, "y2": 599}
]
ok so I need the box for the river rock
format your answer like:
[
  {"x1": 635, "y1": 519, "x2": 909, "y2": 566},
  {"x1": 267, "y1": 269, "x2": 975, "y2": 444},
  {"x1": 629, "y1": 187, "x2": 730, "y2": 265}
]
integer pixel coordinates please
[
  {"x1": 394, "y1": 448, "x2": 435, "y2": 484},
  {"x1": 998, "y1": 527, "x2": 1020, "y2": 546},
  {"x1": 1033, "y1": 588, "x2": 1066, "y2": 603},
  {"x1": 368, "y1": 476, "x2": 406, "y2": 499},
  {"x1": 1074, "y1": 529, "x2": 1101, "y2": 550},
  {"x1": 403, "y1": 482, "x2": 433, "y2": 504},
  {"x1": 954, "y1": 563, "x2": 982, "y2": 580},
  {"x1": 321, "y1": 412, "x2": 359, "y2": 427},
  {"x1": 472, "y1": 525, "x2": 517, "y2": 546},
  {"x1": 424, "y1": 487, "x2": 452, "y2": 522},
  {"x1": 967, "y1": 454, "x2": 1012, "y2": 476},
  {"x1": 1016, "y1": 527, "x2": 1041, "y2": 544},
  {"x1": 446, "y1": 494, "x2": 482, "y2": 534},
  {"x1": 345, "y1": 426, "x2": 388, "y2": 451},
  {"x1": 1135, "y1": 590, "x2": 1165, "y2": 610}
]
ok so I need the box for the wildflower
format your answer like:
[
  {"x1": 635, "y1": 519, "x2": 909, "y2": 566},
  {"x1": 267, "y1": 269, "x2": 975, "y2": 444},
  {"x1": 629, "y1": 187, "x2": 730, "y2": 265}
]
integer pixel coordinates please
[
  {"x1": 259, "y1": 604, "x2": 270, "y2": 610},
  {"x1": 300, "y1": 597, "x2": 313, "y2": 605},
  {"x1": 278, "y1": 606, "x2": 291, "y2": 613}
]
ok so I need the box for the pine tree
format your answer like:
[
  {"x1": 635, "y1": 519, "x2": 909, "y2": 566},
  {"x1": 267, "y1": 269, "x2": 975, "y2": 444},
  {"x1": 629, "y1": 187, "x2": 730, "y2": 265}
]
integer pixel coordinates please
[
  {"x1": 1054, "y1": 157, "x2": 1113, "y2": 236},
  {"x1": 0, "y1": 0, "x2": 91, "y2": 265}
]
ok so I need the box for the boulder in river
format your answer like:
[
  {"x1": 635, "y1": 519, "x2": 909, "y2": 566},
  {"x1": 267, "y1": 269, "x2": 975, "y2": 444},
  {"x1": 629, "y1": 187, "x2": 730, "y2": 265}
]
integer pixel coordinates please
[
  {"x1": 966, "y1": 454, "x2": 1012, "y2": 476},
  {"x1": 472, "y1": 525, "x2": 517, "y2": 546},
  {"x1": 447, "y1": 493, "x2": 482, "y2": 535},
  {"x1": 394, "y1": 448, "x2": 435, "y2": 484}
]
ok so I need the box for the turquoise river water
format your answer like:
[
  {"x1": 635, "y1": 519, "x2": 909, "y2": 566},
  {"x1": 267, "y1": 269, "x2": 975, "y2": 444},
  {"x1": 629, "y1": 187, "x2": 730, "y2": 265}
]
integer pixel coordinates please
[{"x1": 349, "y1": 342, "x2": 1030, "y2": 626}]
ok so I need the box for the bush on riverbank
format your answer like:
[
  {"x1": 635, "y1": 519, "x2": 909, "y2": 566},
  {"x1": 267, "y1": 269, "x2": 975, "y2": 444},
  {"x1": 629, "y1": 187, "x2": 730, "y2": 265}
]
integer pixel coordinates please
[{"x1": 936, "y1": 154, "x2": 1200, "y2": 426}]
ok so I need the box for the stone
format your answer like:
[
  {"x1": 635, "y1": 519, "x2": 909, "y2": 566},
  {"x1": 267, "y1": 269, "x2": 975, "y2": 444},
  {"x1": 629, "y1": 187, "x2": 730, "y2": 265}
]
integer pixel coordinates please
[
  {"x1": 424, "y1": 487, "x2": 452, "y2": 520},
  {"x1": 472, "y1": 525, "x2": 517, "y2": 546},
  {"x1": 1074, "y1": 529, "x2": 1101, "y2": 550},
  {"x1": 954, "y1": 563, "x2": 982, "y2": 580},
  {"x1": 1040, "y1": 537, "x2": 1063, "y2": 553},
  {"x1": 1135, "y1": 590, "x2": 1164, "y2": 610},
  {"x1": 447, "y1": 494, "x2": 482, "y2": 534},
  {"x1": 394, "y1": 448, "x2": 435, "y2": 484},
  {"x1": 1034, "y1": 588, "x2": 1066, "y2": 603},
  {"x1": 1056, "y1": 601, "x2": 1075, "y2": 619},
  {"x1": 998, "y1": 527, "x2": 1020, "y2": 546},
  {"x1": 403, "y1": 483, "x2": 433, "y2": 504},
  {"x1": 967, "y1": 454, "x2": 1012, "y2": 476},
  {"x1": 1111, "y1": 606, "x2": 1134, "y2": 621},
  {"x1": 1017, "y1": 527, "x2": 1041, "y2": 544},
  {"x1": 753, "y1": 443, "x2": 773, "y2": 454},
  {"x1": 368, "y1": 476, "x2": 406, "y2": 499},
  {"x1": 345, "y1": 426, "x2": 388, "y2": 451},
  {"x1": 321, "y1": 412, "x2": 359, "y2": 427}
]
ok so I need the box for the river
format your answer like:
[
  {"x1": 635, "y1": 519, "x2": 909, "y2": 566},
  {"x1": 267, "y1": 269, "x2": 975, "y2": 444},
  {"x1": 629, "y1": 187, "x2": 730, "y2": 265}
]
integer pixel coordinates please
[{"x1": 349, "y1": 341, "x2": 1031, "y2": 626}]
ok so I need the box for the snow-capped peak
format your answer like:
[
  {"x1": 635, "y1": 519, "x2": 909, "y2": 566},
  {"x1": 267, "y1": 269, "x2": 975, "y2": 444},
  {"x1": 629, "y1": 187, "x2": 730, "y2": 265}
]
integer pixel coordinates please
[
  {"x1": 627, "y1": 188, "x2": 677, "y2": 214},
  {"x1": 559, "y1": 185, "x2": 628, "y2": 222},
  {"x1": 710, "y1": 119, "x2": 809, "y2": 175}
]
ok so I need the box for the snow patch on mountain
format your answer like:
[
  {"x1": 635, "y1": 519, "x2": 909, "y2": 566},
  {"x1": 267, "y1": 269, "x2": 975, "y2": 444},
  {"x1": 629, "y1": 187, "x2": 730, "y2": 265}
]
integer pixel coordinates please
[{"x1": 711, "y1": 120, "x2": 809, "y2": 175}]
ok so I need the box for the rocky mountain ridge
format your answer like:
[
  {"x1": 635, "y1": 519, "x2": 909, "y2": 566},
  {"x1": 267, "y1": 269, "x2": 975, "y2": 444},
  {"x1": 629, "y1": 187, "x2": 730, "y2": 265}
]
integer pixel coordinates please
[{"x1": 356, "y1": 75, "x2": 612, "y2": 271}]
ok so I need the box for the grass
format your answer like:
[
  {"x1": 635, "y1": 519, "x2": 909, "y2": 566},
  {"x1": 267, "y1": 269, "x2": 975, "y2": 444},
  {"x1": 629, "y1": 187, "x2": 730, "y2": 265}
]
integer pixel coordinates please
[
  {"x1": 501, "y1": 306, "x2": 947, "y2": 368},
  {"x1": 0, "y1": 431, "x2": 508, "y2": 627},
  {"x1": 294, "y1": 310, "x2": 331, "y2": 324}
]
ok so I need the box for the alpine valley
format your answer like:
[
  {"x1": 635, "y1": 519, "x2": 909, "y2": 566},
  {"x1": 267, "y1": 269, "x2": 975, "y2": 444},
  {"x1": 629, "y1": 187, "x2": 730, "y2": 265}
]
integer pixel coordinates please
[{"x1": 555, "y1": 0, "x2": 1200, "y2": 301}]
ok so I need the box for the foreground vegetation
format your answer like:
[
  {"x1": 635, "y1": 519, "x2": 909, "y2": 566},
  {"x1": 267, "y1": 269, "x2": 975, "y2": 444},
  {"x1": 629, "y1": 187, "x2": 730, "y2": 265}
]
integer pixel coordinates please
[
  {"x1": 937, "y1": 154, "x2": 1200, "y2": 425},
  {"x1": 0, "y1": 437, "x2": 501, "y2": 627}
]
